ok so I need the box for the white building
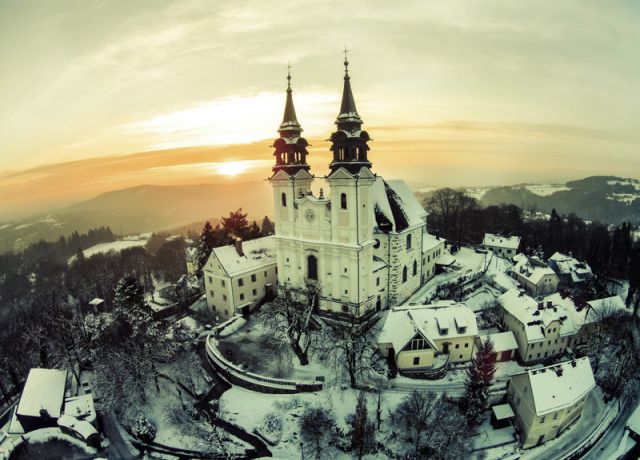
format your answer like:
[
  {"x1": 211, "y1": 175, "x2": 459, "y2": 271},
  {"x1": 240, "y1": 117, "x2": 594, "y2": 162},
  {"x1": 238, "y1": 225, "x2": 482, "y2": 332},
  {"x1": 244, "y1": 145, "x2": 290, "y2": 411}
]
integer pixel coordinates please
[
  {"x1": 203, "y1": 236, "x2": 277, "y2": 318},
  {"x1": 511, "y1": 253, "x2": 559, "y2": 297},
  {"x1": 483, "y1": 233, "x2": 521, "y2": 257},
  {"x1": 267, "y1": 62, "x2": 440, "y2": 316},
  {"x1": 548, "y1": 252, "x2": 593, "y2": 285},
  {"x1": 498, "y1": 289, "x2": 578, "y2": 364}
]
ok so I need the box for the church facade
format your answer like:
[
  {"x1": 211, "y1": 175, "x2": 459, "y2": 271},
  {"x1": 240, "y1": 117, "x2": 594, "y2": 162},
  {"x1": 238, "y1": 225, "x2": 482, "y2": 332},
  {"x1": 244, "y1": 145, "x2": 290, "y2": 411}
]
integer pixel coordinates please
[{"x1": 268, "y1": 59, "x2": 444, "y2": 316}]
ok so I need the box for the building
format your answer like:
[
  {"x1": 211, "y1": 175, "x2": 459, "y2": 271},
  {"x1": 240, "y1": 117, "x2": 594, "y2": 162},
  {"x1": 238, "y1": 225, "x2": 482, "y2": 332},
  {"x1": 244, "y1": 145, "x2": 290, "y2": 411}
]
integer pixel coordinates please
[
  {"x1": 548, "y1": 252, "x2": 593, "y2": 286},
  {"x1": 511, "y1": 253, "x2": 559, "y2": 297},
  {"x1": 507, "y1": 358, "x2": 595, "y2": 448},
  {"x1": 498, "y1": 289, "x2": 578, "y2": 364},
  {"x1": 476, "y1": 331, "x2": 518, "y2": 362},
  {"x1": 203, "y1": 236, "x2": 277, "y2": 318},
  {"x1": 377, "y1": 301, "x2": 478, "y2": 373},
  {"x1": 185, "y1": 246, "x2": 198, "y2": 276},
  {"x1": 422, "y1": 233, "x2": 445, "y2": 283},
  {"x1": 15, "y1": 368, "x2": 68, "y2": 432},
  {"x1": 568, "y1": 295, "x2": 628, "y2": 345},
  {"x1": 483, "y1": 233, "x2": 521, "y2": 257},
  {"x1": 267, "y1": 60, "x2": 440, "y2": 316}
]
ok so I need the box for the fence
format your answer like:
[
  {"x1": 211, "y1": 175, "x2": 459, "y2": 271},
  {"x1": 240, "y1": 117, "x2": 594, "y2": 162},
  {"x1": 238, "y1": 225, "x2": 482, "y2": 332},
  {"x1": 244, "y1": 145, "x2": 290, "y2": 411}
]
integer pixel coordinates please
[{"x1": 205, "y1": 337, "x2": 323, "y2": 394}]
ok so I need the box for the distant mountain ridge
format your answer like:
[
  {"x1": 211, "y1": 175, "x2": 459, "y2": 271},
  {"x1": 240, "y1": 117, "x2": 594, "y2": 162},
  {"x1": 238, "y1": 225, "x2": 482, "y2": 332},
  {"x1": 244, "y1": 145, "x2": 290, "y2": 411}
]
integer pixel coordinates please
[
  {"x1": 477, "y1": 176, "x2": 640, "y2": 224},
  {"x1": 0, "y1": 181, "x2": 273, "y2": 253}
]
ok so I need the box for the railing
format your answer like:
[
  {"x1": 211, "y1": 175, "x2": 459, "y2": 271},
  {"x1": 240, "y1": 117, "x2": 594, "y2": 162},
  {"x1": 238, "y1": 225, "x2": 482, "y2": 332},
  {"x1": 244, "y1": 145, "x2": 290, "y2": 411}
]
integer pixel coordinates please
[{"x1": 205, "y1": 337, "x2": 323, "y2": 393}]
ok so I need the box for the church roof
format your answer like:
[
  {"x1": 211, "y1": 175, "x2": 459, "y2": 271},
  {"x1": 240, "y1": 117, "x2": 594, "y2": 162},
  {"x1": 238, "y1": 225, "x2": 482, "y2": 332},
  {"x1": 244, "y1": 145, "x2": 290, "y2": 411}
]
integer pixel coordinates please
[
  {"x1": 336, "y1": 56, "x2": 362, "y2": 126},
  {"x1": 279, "y1": 70, "x2": 302, "y2": 134},
  {"x1": 372, "y1": 178, "x2": 427, "y2": 233}
]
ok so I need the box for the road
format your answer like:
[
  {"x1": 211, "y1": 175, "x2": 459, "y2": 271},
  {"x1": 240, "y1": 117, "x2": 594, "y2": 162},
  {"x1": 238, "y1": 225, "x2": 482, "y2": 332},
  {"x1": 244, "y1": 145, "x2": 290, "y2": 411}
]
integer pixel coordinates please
[
  {"x1": 582, "y1": 397, "x2": 635, "y2": 460},
  {"x1": 99, "y1": 412, "x2": 139, "y2": 459}
]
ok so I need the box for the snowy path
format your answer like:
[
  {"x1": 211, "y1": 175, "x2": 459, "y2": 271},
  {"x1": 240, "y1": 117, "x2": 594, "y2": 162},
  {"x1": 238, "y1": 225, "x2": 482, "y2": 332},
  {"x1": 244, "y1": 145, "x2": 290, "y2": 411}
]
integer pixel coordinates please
[{"x1": 582, "y1": 397, "x2": 635, "y2": 460}]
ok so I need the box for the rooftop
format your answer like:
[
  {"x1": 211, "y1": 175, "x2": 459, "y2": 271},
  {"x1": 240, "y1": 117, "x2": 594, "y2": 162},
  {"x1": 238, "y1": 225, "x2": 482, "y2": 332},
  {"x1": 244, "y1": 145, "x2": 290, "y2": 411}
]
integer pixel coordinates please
[
  {"x1": 549, "y1": 252, "x2": 593, "y2": 281},
  {"x1": 423, "y1": 232, "x2": 444, "y2": 252},
  {"x1": 17, "y1": 368, "x2": 68, "y2": 419},
  {"x1": 372, "y1": 178, "x2": 427, "y2": 233},
  {"x1": 479, "y1": 331, "x2": 518, "y2": 353},
  {"x1": 483, "y1": 233, "x2": 521, "y2": 250},
  {"x1": 521, "y1": 357, "x2": 595, "y2": 416},
  {"x1": 512, "y1": 253, "x2": 557, "y2": 285},
  {"x1": 208, "y1": 236, "x2": 276, "y2": 277}
]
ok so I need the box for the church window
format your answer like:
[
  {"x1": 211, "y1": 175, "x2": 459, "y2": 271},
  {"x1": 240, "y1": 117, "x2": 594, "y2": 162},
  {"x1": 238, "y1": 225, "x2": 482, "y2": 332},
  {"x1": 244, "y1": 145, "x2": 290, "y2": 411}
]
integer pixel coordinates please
[
  {"x1": 307, "y1": 255, "x2": 318, "y2": 280},
  {"x1": 238, "y1": 278, "x2": 244, "y2": 287},
  {"x1": 281, "y1": 192, "x2": 287, "y2": 207},
  {"x1": 402, "y1": 266, "x2": 408, "y2": 283},
  {"x1": 406, "y1": 234, "x2": 412, "y2": 249},
  {"x1": 341, "y1": 193, "x2": 347, "y2": 209},
  {"x1": 251, "y1": 274, "x2": 257, "y2": 282},
  {"x1": 221, "y1": 280, "x2": 226, "y2": 287},
  {"x1": 413, "y1": 260, "x2": 417, "y2": 276}
]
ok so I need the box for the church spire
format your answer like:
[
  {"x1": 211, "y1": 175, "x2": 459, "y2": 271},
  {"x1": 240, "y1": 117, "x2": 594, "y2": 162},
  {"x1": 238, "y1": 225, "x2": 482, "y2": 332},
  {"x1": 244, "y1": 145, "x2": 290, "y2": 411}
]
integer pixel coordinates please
[
  {"x1": 271, "y1": 66, "x2": 310, "y2": 176},
  {"x1": 336, "y1": 47, "x2": 362, "y2": 130},
  {"x1": 329, "y1": 49, "x2": 371, "y2": 175},
  {"x1": 279, "y1": 64, "x2": 302, "y2": 134}
]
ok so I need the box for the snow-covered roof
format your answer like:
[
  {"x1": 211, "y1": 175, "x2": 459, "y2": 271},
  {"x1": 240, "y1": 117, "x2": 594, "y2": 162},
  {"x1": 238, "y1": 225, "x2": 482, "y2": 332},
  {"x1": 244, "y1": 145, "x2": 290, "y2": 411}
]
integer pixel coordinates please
[
  {"x1": 378, "y1": 301, "x2": 478, "y2": 354},
  {"x1": 436, "y1": 254, "x2": 456, "y2": 266},
  {"x1": 549, "y1": 252, "x2": 593, "y2": 282},
  {"x1": 479, "y1": 331, "x2": 518, "y2": 353},
  {"x1": 423, "y1": 233, "x2": 444, "y2": 253},
  {"x1": 372, "y1": 178, "x2": 427, "y2": 233},
  {"x1": 63, "y1": 394, "x2": 96, "y2": 423},
  {"x1": 208, "y1": 236, "x2": 276, "y2": 277},
  {"x1": 512, "y1": 253, "x2": 557, "y2": 285},
  {"x1": 498, "y1": 289, "x2": 578, "y2": 342},
  {"x1": 17, "y1": 368, "x2": 67, "y2": 418},
  {"x1": 520, "y1": 357, "x2": 595, "y2": 416},
  {"x1": 57, "y1": 414, "x2": 98, "y2": 440},
  {"x1": 88, "y1": 298, "x2": 104, "y2": 306},
  {"x1": 483, "y1": 233, "x2": 521, "y2": 250},
  {"x1": 492, "y1": 404, "x2": 515, "y2": 420},
  {"x1": 566, "y1": 295, "x2": 629, "y2": 327}
]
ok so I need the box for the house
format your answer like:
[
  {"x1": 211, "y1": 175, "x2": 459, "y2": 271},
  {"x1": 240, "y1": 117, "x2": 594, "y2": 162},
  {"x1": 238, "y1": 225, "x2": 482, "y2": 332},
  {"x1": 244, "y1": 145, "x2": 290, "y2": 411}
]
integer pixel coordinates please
[
  {"x1": 15, "y1": 368, "x2": 68, "y2": 432},
  {"x1": 185, "y1": 246, "x2": 199, "y2": 275},
  {"x1": 498, "y1": 289, "x2": 578, "y2": 364},
  {"x1": 483, "y1": 233, "x2": 521, "y2": 257},
  {"x1": 476, "y1": 331, "x2": 518, "y2": 362},
  {"x1": 507, "y1": 357, "x2": 595, "y2": 448},
  {"x1": 377, "y1": 301, "x2": 478, "y2": 374},
  {"x1": 422, "y1": 233, "x2": 445, "y2": 283},
  {"x1": 203, "y1": 236, "x2": 277, "y2": 319},
  {"x1": 567, "y1": 295, "x2": 628, "y2": 345},
  {"x1": 511, "y1": 253, "x2": 559, "y2": 297},
  {"x1": 548, "y1": 252, "x2": 593, "y2": 286}
]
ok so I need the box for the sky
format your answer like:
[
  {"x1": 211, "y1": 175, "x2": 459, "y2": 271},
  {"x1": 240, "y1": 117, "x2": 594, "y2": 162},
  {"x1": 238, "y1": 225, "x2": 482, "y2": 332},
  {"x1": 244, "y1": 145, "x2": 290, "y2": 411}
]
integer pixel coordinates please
[{"x1": 1, "y1": 0, "x2": 639, "y2": 219}]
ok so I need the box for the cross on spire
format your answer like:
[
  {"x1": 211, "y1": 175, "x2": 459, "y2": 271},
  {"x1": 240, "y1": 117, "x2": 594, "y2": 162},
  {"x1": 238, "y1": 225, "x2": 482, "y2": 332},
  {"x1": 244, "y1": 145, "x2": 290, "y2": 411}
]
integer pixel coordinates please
[{"x1": 287, "y1": 62, "x2": 292, "y2": 90}]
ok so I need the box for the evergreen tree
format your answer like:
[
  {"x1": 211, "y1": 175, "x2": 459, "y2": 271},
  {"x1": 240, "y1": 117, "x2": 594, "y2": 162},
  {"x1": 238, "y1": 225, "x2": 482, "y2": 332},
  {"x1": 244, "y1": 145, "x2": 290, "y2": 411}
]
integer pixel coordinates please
[
  {"x1": 197, "y1": 222, "x2": 216, "y2": 270},
  {"x1": 461, "y1": 338, "x2": 496, "y2": 426},
  {"x1": 246, "y1": 220, "x2": 261, "y2": 240},
  {"x1": 260, "y1": 215, "x2": 275, "y2": 235},
  {"x1": 221, "y1": 208, "x2": 249, "y2": 240},
  {"x1": 346, "y1": 392, "x2": 375, "y2": 459}
]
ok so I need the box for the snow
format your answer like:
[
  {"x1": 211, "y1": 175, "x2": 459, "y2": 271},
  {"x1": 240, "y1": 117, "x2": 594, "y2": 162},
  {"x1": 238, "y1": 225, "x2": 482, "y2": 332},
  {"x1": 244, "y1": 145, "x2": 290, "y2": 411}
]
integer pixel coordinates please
[
  {"x1": 465, "y1": 187, "x2": 491, "y2": 200},
  {"x1": 422, "y1": 232, "x2": 444, "y2": 252},
  {"x1": 479, "y1": 331, "x2": 518, "y2": 353},
  {"x1": 549, "y1": 252, "x2": 593, "y2": 281},
  {"x1": 210, "y1": 236, "x2": 276, "y2": 277},
  {"x1": 63, "y1": 394, "x2": 96, "y2": 424},
  {"x1": 378, "y1": 301, "x2": 478, "y2": 352},
  {"x1": 607, "y1": 193, "x2": 638, "y2": 204},
  {"x1": 512, "y1": 253, "x2": 557, "y2": 285},
  {"x1": 492, "y1": 404, "x2": 515, "y2": 420},
  {"x1": 627, "y1": 404, "x2": 640, "y2": 436},
  {"x1": 17, "y1": 368, "x2": 67, "y2": 418},
  {"x1": 524, "y1": 184, "x2": 570, "y2": 196},
  {"x1": 67, "y1": 239, "x2": 148, "y2": 263},
  {"x1": 483, "y1": 233, "x2": 521, "y2": 250},
  {"x1": 498, "y1": 289, "x2": 578, "y2": 342},
  {"x1": 463, "y1": 288, "x2": 496, "y2": 312},
  {"x1": 57, "y1": 415, "x2": 98, "y2": 440},
  {"x1": 524, "y1": 357, "x2": 595, "y2": 416},
  {"x1": 22, "y1": 427, "x2": 97, "y2": 454}
]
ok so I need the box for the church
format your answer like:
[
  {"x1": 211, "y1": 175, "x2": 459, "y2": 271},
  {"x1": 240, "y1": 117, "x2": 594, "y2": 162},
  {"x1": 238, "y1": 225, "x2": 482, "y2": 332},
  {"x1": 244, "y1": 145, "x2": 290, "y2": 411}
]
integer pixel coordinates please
[{"x1": 203, "y1": 58, "x2": 444, "y2": 318}]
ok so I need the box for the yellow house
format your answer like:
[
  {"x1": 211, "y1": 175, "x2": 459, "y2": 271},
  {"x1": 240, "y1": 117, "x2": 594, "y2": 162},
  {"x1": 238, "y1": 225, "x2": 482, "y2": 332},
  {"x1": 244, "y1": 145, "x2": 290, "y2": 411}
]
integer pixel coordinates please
[
  {"x1": 377, "y1": 301, "x2": 478, "y2": 374},
  {"x1": 498, "y1": 289, "x2": 578, "y2": 364},
  {"x1": 511, "y1": 254, "x2": 559, "y2": 297},
  {"x1": 507, "y1": 357, "x2": 595, "y2": 448},
  {"x1": 203, "y1": 236, "x2": 277, "y2": 319}
]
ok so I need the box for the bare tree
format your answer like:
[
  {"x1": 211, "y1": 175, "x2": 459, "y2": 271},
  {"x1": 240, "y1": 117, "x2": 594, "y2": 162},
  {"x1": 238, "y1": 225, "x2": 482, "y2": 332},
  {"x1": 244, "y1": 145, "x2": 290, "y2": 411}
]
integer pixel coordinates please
[
  {"x1": 317, "y1": 316, "x2": 381, "y2": 389},
  {"x1": 392, "y1": 390, "x2": 440, "y2": 457},
  {"x1": 259, "y1": 285, "x2": 316, "y2": 365},
  {"x1": 299, "y1": 406, "x2": 334, "y2": 460}
]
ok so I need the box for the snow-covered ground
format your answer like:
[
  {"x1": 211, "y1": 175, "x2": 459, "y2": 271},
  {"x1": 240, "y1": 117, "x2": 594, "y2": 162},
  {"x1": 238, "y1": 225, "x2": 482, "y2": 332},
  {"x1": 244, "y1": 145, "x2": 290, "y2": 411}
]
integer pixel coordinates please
[
  {"x1": 524, "y1": 184, "x2": 570, "y2": 196},
  {"x1": 67, "y1": 237, "x2": 149, "y2": 264}
]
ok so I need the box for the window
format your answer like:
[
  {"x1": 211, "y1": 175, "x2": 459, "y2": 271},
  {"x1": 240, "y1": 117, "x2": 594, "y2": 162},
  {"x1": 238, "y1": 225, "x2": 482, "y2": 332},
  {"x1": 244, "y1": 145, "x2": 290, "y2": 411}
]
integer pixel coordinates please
[
  {"x1": 238, "y1": 278, "x2": 244, "y2": 287},
  {"x1": 252, "y1": 289, "x2": 257, "y2": 296},
  {"x1": 341, "y1": 304, "x2": 349, "y2": 313},
  {"x1": 240, "y1": 293, "x2": 245, "y2": 301},
  {"x1": 221, "y1": 280, "x2": 226, "y2": 287},
  {"x1": 455, "y1": 344, "x2": 460, "y2": 349},
  {"x1": 376, "y1": 277, "x2": 380, "y2": 286},
  {"x1": 224, "y1": 309, "x2": 228, "y2": 316},
  {"x1": 340, "y1": 193, "x2": 347, "y2": 209},
  {"x1": 464, "y1": 343, "x2": 469, "y2": 348},
  {"x1": 264, "y1": 271, "x2": 268, "y2": 277},
  {"x1": 210, "y1": 290, "x2": 214, "y2": 297},
  {"x1": 406, "y1": 234, "x2": 412, "y2": 249},
  {"x1": 402, "y1": 266, "x2": 408, "y2": 283},
  {"x1": 413, "y1": 357, "x2": 420, "y2": 365},
  {"x1": 409, "y1": 338, "x2": 428, "y2": 350},
  {"x1": 307, "y1": 255, "x2": 318, "y2": 280},
  {"x1": 251, "y1": 274, "x2": 257, "y2": 282},
  {"x1": 281, "y1": 192, "x2": 287, "y2": 207},
  {"x1": 540, "y1": 416, "x2": 546, "y2": 424},
  {"x1": 223, "y1": 294, "x2": 227, "y2": 301},
  {"x1": 552, "y1": 412, "x2": 559, "y2": 420},
  {"x1": 208, "y1": 276, "x2": 213, "y2": 283},
  {"x1": 459, "y1": 354, "x2": 463, "y2": 359}
]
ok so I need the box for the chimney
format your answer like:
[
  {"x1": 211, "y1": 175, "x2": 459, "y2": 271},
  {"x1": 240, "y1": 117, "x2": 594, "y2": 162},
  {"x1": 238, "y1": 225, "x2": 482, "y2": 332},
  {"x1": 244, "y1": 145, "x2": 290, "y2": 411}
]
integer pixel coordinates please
[{"x1": 235, "y1": 237, "x2": 244, "y2": 257}]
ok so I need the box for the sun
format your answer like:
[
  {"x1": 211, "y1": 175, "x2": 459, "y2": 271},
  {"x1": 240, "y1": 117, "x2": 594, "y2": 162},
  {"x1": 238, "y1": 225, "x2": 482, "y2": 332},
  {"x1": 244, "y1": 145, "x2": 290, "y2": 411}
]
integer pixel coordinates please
[{"x1": 217, "y1": 161, "x2": 249, "y2": 176}]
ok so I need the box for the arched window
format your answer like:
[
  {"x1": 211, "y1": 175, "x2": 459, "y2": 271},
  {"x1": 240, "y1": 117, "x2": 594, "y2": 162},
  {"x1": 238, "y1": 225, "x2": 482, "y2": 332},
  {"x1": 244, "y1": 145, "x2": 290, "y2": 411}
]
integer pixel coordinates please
[
  {"x1": 406, "y1": 234, "x2": 412, "y2": 249},
  {"x1": 307, "y1": 255, "x2": 318, "y2": 280},
  {"x1": 402, "y1": 266, "x2": 408, "y2": 283},
  {"x1": 281, "y1": 192, "x2": 287, "y2": 207},
  {"x1": 413, "y1": 260, "x2": 418, "y2": 276},
  {"x1": 341, "y1": 193, "x2": 347, "y2": 210}
]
